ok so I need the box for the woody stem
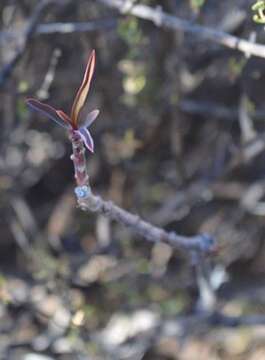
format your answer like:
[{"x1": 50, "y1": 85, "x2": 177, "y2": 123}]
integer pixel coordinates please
[{"x1": 69, "y1": 129, "x2": 89, "y2": 187}]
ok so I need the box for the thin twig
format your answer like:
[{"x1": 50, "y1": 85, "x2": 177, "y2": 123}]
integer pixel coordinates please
[
  {"x1": 161, "y1": 312, "x2": 265, "y2": 331},
  {"x1": 179, "y1": 99, "x2": 238, "y2": 120},
  {"x1": 37, "y1": 48, "x2": 62, "y2": 100},
  {"x1": 36, "y1": 18, "x2": 117, "y2": 34},
  {"x1": 239, "y1": 94, "x2": 256, "y2": 143},
  {"x1": 179, "y1": 99, "x2": 265, "y2": 121},
  {"x1": 99, "y1": 0, "x2": 265, "y2": 59},
  {"x1": 74, "y1": 186, "x2": 215, "y2": 254},
  {"x1": 0, "y1": 0, "x2": 55, "y2": 87},
  {"x1": 0, "y1": 19, "x2": 117, "y2": 42},
  {"x1": 208, "y1": 312, "x2": 265, "y2": 327}
]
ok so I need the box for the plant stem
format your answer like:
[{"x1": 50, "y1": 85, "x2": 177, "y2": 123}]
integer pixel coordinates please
[
  {"x1": 75, "y1": 188, "x2": 216, "y2": 254},
  {"x1": 69, "y1": 129, "x2": 89, "y2": 187}
]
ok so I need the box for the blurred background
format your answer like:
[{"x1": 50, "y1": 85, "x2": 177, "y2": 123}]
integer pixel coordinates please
[{"x1": 1, "y1": 0, "x2": 265, "y2": 359}]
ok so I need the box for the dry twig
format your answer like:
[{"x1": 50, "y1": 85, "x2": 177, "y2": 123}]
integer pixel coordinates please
[
  {"x1": 99, "y1": 0, "x2": 265, "y2": 59},
  {"x1": 74, "y1": 186, "x2": 215, "y2": 254},
  {"x1": 0, "y1": 19, "x2": 117, "y2": 42},
  {"x1": 0, "y1": 0, "x2": 56, "y2": 87},
  {"x1": 180, "y1": 99, "x2": 265, "y2": 121}
]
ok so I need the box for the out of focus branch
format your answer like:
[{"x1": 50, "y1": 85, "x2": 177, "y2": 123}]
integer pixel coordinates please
[
  {"x1": 161, "y1": 312, "x2": 265, "y2": 333},
  {"x1": 37, "y1": 18, "x2": 117, "y2": 34},
  {"x1": 180, "y1": 99, "x2": 265, "y2": 121},
  {"x1": 74, "y1": 186, "x2": 215, "y2": 254},
  {"x1": 99, "y1": 0, "x2": 265, "y2": 59},
  {"x1": 208, "y1": 312, "x2": 265, "y2": 327},
  {"x1": 0, "y1": 19, "x2": 117, "y2": 42},
  {"x1": 0, "y1": 0, "x2": 56, "y2": 87}
]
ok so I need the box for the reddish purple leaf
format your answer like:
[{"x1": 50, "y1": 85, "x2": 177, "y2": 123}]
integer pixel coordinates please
[
  {"x1": 78, "y1": 128, "x2": 94, "y2": 153},
  {"x1": 78, "y1": 109, "x2": 99, "y2": 129},
  {"x1": 26, "y1": 98, "x2": 71, "y2": 129},
  {"x1": 71, "y1": 50, "x2": 96, "y2": 128}
]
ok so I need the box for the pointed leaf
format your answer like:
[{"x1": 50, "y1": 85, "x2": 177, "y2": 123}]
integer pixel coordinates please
[
  {"x1": 78, "y1": 128, "x2": 94, "y2": 153},
  {"x1": 26, "y1": 98, "x2": 71, "y2": 128},
  {"x1": 78, "y1": 109, "x2": 99, "y2": 129},
  {"x1": 71, "y1": 50, "x2": 96, "y2": 127},
  {"x1": 56, "y1": 110, "x2": 72, "y2": 126}
]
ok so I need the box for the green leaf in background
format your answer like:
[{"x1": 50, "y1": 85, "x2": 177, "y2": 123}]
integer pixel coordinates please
[
  {"x1": 118, "y1": 17, "x2": 143, "y2": 48},
  {"x1": 252, "y1": 1, "x2": 265, "y2": 23},
  {"x1": 190, "y1": 0, "x2": 205, "y2": 11}
]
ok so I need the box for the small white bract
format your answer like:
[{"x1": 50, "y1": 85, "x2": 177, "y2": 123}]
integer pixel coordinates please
[{"x1": 75, "y1": 185, "x2": 91, "y2": 199}]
